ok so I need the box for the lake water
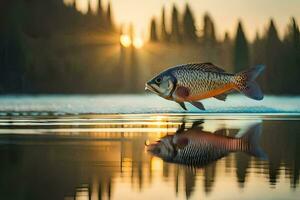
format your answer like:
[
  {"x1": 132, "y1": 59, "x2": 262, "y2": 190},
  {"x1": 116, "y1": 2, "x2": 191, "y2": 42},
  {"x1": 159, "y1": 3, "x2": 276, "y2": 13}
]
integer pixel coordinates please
[{"x1": 0, "y1": 95, "x2": 300, "y2": 200}]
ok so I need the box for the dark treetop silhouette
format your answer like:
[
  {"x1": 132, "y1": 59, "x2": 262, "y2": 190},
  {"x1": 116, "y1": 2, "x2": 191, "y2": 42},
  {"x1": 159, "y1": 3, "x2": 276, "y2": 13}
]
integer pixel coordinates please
[{"x1": 0, "y1": 0, "x2": 299, "y2": 94}]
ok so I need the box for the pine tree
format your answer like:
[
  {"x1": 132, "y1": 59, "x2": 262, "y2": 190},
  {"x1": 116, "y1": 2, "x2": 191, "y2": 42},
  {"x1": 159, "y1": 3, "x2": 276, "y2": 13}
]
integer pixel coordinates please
[
  {"x1": 0, "y1": 0, "x2": 25, "y2": 92},
  {"x1": 150, "y1": 18, "x2": 158, "y2": 42},
  {"x1": 265, "y1": 19, "x2": 282, "y2": 93},
  {"x1": 73, "y1": 0, "x2": 77, "y2": 10},
  {"x1": 106, "y1": 1, "x2": 114, "y2": 31},
  {"x1": 98, "y1": 0, "x2": 103, "y2": 15},
  {"x1": 221, "y1": 32, "x2": 233, "y2": 70},
  {"x1": 88, "y1": 1, "x2": 92, "y2": 15},
  {"x1": 98, "y1": 0, "x2": 104, "y2": 25},
  {"x1": 161, "y1": 6, "x2": 169, "y2": 41},
  {"x1": 283, "y1": 18, "x2": 300, "y2": 93},
  {"x1": 224, "y1": 32, "x2": 230, "y2": 44},
  {"x1": 128, "y1": 24, "x2": 139, "y2": 92},
  {"x1": 233, "y1": 21, "x2": 249, "y2": 72},
  {"x1": 170, "y1": 4, "x2": 181, "y2": 43},
  {"x1": 251, "y1": 32, "x2": 265, "y2": 66},
  {"x1": 182, "y1": 4, "x2": 197, "y2": 41},
  {"x1": 201, "y1": 13, "x2": 217, "y2": 62},
  {"x1": 203, "y1": 13, "x2": 216, "y2": 44},
  {"x1": 251, "y1": 32, "x2": 266, "y2": 90},
  {"x1": 85, "y1": 0, "x2": 94, "y2": 30}
]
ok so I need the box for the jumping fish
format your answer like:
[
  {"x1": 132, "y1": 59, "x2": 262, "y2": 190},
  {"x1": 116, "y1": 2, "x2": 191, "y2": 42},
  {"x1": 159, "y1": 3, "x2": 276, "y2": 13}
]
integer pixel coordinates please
[
  {"x1": 146, "y1": 124, "x2": 267, "y2": 167},
  {"x1": 145, "y1": 63, "x2": 265, "y2": 110}
]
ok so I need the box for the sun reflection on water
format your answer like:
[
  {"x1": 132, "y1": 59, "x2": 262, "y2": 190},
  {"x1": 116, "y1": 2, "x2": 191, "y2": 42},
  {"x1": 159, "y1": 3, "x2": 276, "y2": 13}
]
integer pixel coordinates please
[
  {"x1": 1, "y1": 117, "x2": 300, "y2": 200},
  {"x1": 151, "y1": 157, "x2": 163, "y2": 171}
]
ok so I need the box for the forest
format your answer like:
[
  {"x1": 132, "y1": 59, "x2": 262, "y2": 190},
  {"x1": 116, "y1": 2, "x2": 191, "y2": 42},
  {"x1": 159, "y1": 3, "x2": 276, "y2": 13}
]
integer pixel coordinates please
[{"x1": 0, "y1": 0, "x2": 299, "y2": 94}]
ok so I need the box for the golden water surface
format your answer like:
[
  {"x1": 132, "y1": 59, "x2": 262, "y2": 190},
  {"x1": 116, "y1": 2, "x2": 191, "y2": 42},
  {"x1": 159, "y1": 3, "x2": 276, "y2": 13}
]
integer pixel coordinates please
[{"x1": 0, "y1": 114, "x2": 299, "y2": 200}]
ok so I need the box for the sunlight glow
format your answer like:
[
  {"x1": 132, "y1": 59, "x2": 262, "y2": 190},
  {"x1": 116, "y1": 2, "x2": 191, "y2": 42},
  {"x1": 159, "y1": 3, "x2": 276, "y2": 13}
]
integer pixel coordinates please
[
  {"x1": 63, "y1": 0, "x2": 300, "y2": 40},
  {"x1": 63, "y1": 0, "x2": 98, "y2": 14},
  {"x1": 120, "y1": 35, "x2": 144, "y2": 48},
  {"x1": 151, "y1": 157, "x2": 163, "y2": 171},
  {"x1": 120, "y1": 34, "x2": 131, "y2": 47},
  {"x1": 145, "y1": 139, "x2": 150, "y2": 146},
  {"x1": 133, "y1": 37, "x2": 144, "y2": 49}
]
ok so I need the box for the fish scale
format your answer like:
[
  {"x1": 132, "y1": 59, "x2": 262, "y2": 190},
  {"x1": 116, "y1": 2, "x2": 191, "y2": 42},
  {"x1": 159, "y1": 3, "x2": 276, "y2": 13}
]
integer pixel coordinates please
[
  {"x1": 146, "y1": 63, "x2": 265, "y2": 110},
  {"x1": 173, "y1": 139, "x2": 228, "y2": 166},
  {"x1": 147, "y1": 124, "x2": 266, "y2": 167},
  {"x1": 173, "y1": 66, "x2": 233, "y2": 96}
]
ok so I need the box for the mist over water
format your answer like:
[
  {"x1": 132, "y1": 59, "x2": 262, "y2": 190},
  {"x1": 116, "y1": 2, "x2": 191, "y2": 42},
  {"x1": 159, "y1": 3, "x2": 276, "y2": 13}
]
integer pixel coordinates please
[{"x1": 0, "y1": 95, "x2": 299, "y2": 115}]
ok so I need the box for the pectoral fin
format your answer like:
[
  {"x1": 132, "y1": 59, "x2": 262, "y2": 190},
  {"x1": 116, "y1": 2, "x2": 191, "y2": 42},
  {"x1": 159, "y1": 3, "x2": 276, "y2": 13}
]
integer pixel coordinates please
[
  {"x1": 190, "y1": 101, "x2": 205, "y2": 110},
  {"x1": 177, "y1": 102, "x2": 187, "y2": 110},
  {"x1": 214, "y1": 93, "x2": 227, "y2": 101},
  {"x1": 175, "y1": 86, "x2": 190, "y2": 99}
]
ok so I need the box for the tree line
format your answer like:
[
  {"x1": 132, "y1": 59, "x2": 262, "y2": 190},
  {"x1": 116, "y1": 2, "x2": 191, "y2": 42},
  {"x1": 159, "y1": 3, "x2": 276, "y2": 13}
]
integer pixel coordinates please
[
  {"x1": 0, "y1": 0, "x2": 116, "y2": 93},
  {"x1": 0, "y1": 1, "x2": 299, "y2": 94},
  {"x1": 149, "y1": 4, "x2": 300, "y2": 94}
]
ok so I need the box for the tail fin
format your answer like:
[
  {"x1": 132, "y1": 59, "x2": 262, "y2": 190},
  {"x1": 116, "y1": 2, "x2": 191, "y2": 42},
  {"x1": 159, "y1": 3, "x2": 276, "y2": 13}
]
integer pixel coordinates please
[
  {"x1": 239, "y1": 123, "x2": 268, "y2": 160},
  {"x1": 233, "y1": 65, "x2": 265, "y2": 100}
]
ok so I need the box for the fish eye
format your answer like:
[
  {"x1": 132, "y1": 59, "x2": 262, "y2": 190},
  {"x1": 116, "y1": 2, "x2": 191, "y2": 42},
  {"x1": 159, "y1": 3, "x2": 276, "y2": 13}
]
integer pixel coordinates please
[
  {"x1": 154, "y1": 148, "x2": 161, "y2": 154},
  {"x1": 155, "y1": 77, "x2": 162, "y2": 84}
]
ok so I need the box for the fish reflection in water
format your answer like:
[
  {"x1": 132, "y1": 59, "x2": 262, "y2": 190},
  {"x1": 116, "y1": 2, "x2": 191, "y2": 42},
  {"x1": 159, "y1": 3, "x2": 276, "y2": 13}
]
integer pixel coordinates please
[
  {"x1": 147, "y1": 121, "x2": 267, "y2": 167},
  {"x1": 3, "y1": 118, "x2": 300, "y2": 200}
]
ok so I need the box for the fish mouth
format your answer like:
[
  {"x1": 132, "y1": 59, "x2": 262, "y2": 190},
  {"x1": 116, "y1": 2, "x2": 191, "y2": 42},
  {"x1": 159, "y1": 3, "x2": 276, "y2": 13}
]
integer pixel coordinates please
[
  {"x1": 145, "y1": 83, "x2": 159, "y2": 95},
  {"x1": 146, "y1": 142, "x2": 161, "y2": 155}
]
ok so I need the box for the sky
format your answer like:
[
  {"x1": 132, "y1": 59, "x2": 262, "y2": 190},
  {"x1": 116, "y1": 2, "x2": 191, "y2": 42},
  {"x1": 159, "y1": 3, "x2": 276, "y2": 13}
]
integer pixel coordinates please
[{"x1": 64, "y1": 0, "x2": 300, "y2": 41}]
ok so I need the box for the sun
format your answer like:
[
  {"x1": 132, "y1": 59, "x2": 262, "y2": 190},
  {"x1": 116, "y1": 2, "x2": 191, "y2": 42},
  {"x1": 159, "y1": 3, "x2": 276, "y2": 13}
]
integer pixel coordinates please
[
  {"x1": 120, "y1": 34, "x2": 131, "y2": 47},
  {"x1": 120, "y1": 34, "x2": 144, "y2": 48}
]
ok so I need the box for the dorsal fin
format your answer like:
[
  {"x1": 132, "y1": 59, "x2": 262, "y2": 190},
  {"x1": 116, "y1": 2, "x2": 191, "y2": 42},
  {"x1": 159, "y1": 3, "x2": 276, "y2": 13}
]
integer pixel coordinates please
[
  {"x1": 202, "y1": 62, "x2": 214, "y2": 65},
  {"x1": 201, "y1": 63, "x2": 226, "y2": 73}
]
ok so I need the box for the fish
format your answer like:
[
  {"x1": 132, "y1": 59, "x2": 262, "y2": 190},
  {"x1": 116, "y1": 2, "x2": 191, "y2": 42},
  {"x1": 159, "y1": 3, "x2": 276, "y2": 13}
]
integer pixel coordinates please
[
  {"x1": 145, "y1": 63, "x2": 265, "y2": 110},
  {"x1": 146, "y1": 123, "x2": 267, "y2": 167}
]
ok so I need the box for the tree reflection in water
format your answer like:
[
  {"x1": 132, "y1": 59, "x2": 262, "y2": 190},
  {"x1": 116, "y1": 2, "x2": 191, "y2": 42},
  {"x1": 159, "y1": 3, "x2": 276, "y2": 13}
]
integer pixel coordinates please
[{"x1": 0, "y1": 117, "x2": 299, "y2": 200}]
